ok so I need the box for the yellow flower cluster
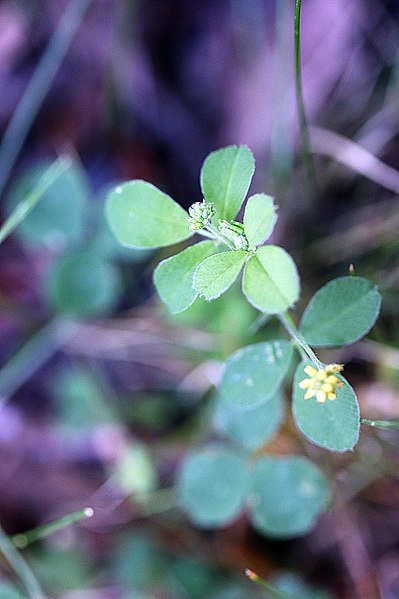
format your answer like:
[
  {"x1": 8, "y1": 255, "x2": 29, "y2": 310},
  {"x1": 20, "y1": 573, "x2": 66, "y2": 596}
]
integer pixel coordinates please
[{"x1": 299, "y1": 363, "x2": 344, "y2": 403}]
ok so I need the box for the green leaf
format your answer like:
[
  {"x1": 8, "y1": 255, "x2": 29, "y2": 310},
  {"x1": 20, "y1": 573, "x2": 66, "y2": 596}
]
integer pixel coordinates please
[
  {"x1": 218, "y1": 340, "x2": 293, "y2": 408},
  {"x1": 113, "y1": 535, "x2": 169, "y2": 589},
  {"x1": 0, "y1": 584, "x2": 24, "y2": 599},
  {"x1": 242, "y1": 246, "x2": 300, "y2": 313},
  {"x1": 154, "y1": 241, "x2": 217, "y2": 313},
  {"x1": 46, "y1": 250, "x2": 122, "y2": 316},
  {"x1": 214, "y1": 391, "x2": 284, "y2": 450},
  {"x1": 300, "y1": 276, "x2": 381, "y2": 347},
  {"x1": 106, "y1": 180, "x2": 192, "y2": 248},
  {"x1": 178, "y1": 445, "x2": 249, "y2": 527},
  {"x1": 243, "y1": 193, "x2": 277, "y2": 247},
  {"x1": 292, "y1": 361, "x2": 360, "y2": 452},
  {"x1": 200, "y1": 145, "x2": 255, "y2": 221},
  {"x1": 250, "y1": 456, "x2": 330, "y2": 538},
  {"x1": 272, "y1": 573, "x2": 333, "y2": 599},
  {"x1": 6, "y1": 160, "x2": 89, "y2": 249},
  {"x1": 193, "y1": 250, "x2": 247, "y2": 301}
]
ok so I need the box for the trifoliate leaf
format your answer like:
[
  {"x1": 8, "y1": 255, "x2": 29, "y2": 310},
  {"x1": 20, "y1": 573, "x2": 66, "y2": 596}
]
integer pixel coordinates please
[
  {"x1": 243, "y1": 193, "x2": 277, "y2": 247},
  {"x1": 178, "y1": 445, "x2": 249, "y2": 527},
  {"x1": 106, "y1": 180, "x2": 192, "y2": 248},
  {"x1": 218, "y1": 340, "x2": 293, "y2": 408},
  {"x1": 292, "y1": 361, "x2": 360, "y2": 452},
  {"x1": 46, "y1": 250, "x2": 121, "y2": 316},
  {"x1": 300, "y1": 276, "x2": 381, "y2": 347},
  {"x1": 250, "y1": 456, "x2": 330, "y2": 538},
  {"x1": 193, "y1": 250, "x2": 247, "y2": 301},
  {"x1": 214, "y1": 391, "x2": 284, "y2": 450},
  {"x1": 200, "y1": 145, "x2": 255, "y2": 221},
  {"x1": 242, "y1": 246, "x2": 300, "y2": 313},
  {"x1": 154, "y1": 241, "x2": 217, "y2": 313},
  {"x1": 6, "y1": 160, "x2": 89, "y2": 249}
]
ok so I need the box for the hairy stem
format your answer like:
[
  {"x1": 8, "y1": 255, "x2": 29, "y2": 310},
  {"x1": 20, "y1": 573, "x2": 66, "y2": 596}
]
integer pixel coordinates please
[
  {"x1": 278, "y1": 312, "x2": 324, "y2": 369},
  {"x1": 361, "y1": 418, "x2": 399, "y2": 430}
]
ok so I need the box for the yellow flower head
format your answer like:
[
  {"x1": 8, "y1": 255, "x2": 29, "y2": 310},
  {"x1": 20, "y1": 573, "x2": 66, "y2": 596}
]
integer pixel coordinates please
[{"x1": 299, "y1": 363, "x2": 344, "y2": 403}]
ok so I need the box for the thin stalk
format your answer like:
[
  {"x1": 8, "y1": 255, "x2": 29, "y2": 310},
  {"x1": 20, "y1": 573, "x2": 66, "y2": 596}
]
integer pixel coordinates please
[
  {"x1": 361, "y1": 418, "x2": 399, "y2": 430},
  {"x1": 0, "y1": 156, "x2": 72, "y2": 245},
  {"x1": 206, "y1": 223, "x2": 236, "y2": 250},
  {"x1": 0, "y1": 0, "x2": 92, "y2": 196},
  {"x1": 245, "y1": 569, "x2": 294, "y2": 599},
  {"x1": 0, "y1": 318, "x2": 77, "y2": 404},
  {"x1": 294, "y1": 0, "x2": 317, "y2": 197},
  {"x1": 0, "y1": 524, "x2": 46, "y2": 599},
  {"x1": 12, "y1": 508, "x2": 94, "y2": 549},
  {"x1": 278, "y1": 312, "x2": 324, "y2": 369}
]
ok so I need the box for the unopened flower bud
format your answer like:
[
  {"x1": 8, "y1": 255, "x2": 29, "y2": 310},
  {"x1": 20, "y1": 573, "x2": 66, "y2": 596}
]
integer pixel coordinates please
[{"x1": 187, "y1": 200, "x2": 216, "y2": 231}]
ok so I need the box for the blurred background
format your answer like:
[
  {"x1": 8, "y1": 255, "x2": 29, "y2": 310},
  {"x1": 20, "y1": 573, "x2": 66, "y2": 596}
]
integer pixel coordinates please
[{"x1": 1, "y1": 0, "x2": 399, "y2": 597}]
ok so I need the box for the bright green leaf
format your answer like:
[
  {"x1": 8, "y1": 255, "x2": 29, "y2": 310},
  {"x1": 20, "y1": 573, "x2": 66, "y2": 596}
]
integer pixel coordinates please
[
  {"x1": 47, "y1": 250, "x2": 122, "y2": 316},
  {"x1": 300, "y1": 276, "x2": 381, "y2": 347},
  {"x1": 178, "y1": 445, "x2": 249, "y2": 527},
  {"x1": 243, "y1": 193, "x2": 277, "y2": 247},
  {"x1": 218, "y1": 340, "x2": 293, "y2": 408},
  {"x1": 200, "y1": 145, "x2": 255, "y2": 221},
  {"x1": 214, "y1": 391, "x2": 284, "y2": 450},
  {"x1": 6, "y1": 160, "x2": 89, "y2": 249},
  {"x1": 250, "y1": 456, "x2": 330, "y2": 537},
  {"x1": 242, "y1": 246, "x2": 300, "y2": 313},
  {"x1": 106, "y1": 180, "x2": 192, "y2": 248},
  {"x1": 292, "y1": 361, "x2": 360, "y2": 452},
  {"x1": 154, "y1": 241, "x2": 217, "y2": 313},
  {"x1": 193, "y1": 250, "x2": 247, "y2": 301}
]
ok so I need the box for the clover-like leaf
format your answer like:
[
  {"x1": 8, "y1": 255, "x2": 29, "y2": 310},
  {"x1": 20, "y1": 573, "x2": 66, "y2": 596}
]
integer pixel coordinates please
[
  {"x1": 200, "y1": 145, "x2": 255, "y2": 221},
  {"x1": 300, "y1": 276, "x2": 381, "y2": 347},
  {"x1": 214, "y1": 391, "x2": 284, "y2": 450},
  {"x1": 46, "y1": 250, "x2": 122, "y2": 316},
  {"x1": 250, "y1": 456, "x2": 330, "y2": 538},
  {"x1": 178, "y1": 445, "x2": 249, "y2": 527},
  {"x1": 193, "y1": 250, "x2": 248, "y2": 301},
  {"x1": 6, "y1": 160, "x2": 89, "y2": 249},
  {"x1": 153, "y1": 241, "x2": 217, "y2": 314},
  {"x1": 243, "y1": 193, "x2": 277, "y2": 247},
  {"x1": 242, "y1": 246, "x2": 300, "y2": 313},
  {"x1": 106, "y1": 180, "x2": 192, "y2": 248},
  {"x1": 292, "y1": 361, "x2": 360, "y2": 452},
  {"x1": 218, "y1": 340, "x2": 293, "y2": 408}
]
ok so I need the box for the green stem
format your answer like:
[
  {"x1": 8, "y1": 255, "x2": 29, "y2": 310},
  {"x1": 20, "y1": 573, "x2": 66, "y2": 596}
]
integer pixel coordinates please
[
  {"x1": 294, "y1": 0, "x2": 316, "y2": 197},
  {"x1": 0, "y1": 156, "x2": 71, "y2": 245},
  {"x1": 12, "y1": 508, "x2": 94, "y2": 549},
  {"x1": 206, "y1": 223, "x2": 235, "y2": 250},
  {"x1": 278, "y1": 312, "x2": 324, "y2": 369},
  {"x1": 245, "y1": 569, "x2": 294, "y2": 599},
  {"x1": 360, "y1": 418, "x2": 399, "y2": 430},
  {"x1": 0, "y1": 318, "x2": 77, "y2": 404},
  {"x1": 0, "y1": 0, "x2": 92, "y2": 196},
  {"x1": 0, "y1": 524, "x2": 46, "y2": 599}
]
